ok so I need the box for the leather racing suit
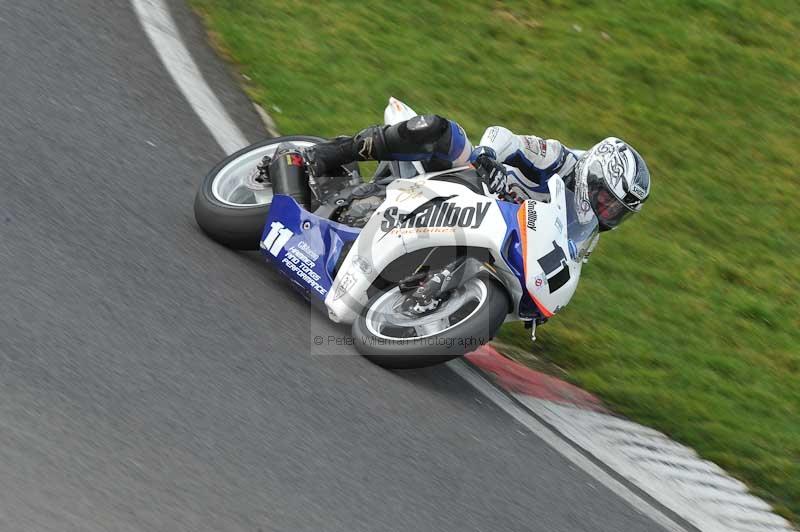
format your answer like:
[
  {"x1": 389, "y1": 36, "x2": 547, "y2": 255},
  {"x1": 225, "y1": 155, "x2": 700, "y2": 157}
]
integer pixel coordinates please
[{"x1": 305, "y1": 114, "x2": 583, "y2": 203}]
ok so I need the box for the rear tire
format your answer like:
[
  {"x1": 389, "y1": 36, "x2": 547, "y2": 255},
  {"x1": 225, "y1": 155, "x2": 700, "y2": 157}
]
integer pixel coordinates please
[
  {"x1": 352, "y1": 277, "x2": 509, "y2": 369},
  {"x1": 194, "y1": 136, "x2": 325, "y2": 250}
]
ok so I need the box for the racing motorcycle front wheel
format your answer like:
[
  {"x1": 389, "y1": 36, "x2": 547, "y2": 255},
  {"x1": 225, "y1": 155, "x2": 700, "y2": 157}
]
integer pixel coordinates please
[
  {"x1": 194, "y1": 135, "x2": 325, "y2": 250},
  {"x1": 352, "y1": 277, "x2": 509, "y2": 369}
]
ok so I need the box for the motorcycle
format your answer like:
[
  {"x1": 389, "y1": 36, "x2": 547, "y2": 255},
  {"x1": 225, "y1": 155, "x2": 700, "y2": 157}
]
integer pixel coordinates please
[{"x1": 194, "y1": 98, "x2": 598, "y2": 369}]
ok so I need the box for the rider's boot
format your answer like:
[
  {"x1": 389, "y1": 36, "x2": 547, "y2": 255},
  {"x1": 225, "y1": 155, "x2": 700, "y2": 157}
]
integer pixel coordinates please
[
  {"x1": 304, "y1": 135, "x2": 355, "y2": 178},
  {"x1": 304, "y1": 126, "x2": 388, "y2": 177},
  {"x1": 303, "y1": 115, "x2": 456, "y2": 177}
]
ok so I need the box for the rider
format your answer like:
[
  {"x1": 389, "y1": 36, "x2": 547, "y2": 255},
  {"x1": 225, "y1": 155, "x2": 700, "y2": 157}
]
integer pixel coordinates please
[{"x1": 303, "y1": 114, "x2": 651, "y2": 231}]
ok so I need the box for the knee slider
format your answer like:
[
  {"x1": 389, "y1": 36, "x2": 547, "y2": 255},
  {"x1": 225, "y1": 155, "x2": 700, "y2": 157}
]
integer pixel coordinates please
[
  {"x1": 400, "y1": 114, "x2": 448, "y2": 142},
  {"x1": 379, "y1": 114, "x2": 450, "y2": 160}
]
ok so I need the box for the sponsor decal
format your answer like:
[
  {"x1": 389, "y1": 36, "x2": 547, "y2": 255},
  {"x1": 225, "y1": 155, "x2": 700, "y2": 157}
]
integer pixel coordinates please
[
  {"x1": 526, "y1": 201, "x2": 538, "y2": 230},
  {"x1": 380, "y1": 199, "x2": 491, "y2": 233},
  {"x1": 522, "y1": 136, "x2": 541, "y2": 156},
  {"x1": 296, "y1": 240, "x2": 320, "y2": 261},
  {"x1": 333, "y1": 272, "x2": 357, "y2": 301},
  {"x1": 539, "y1": 139, "x2": 547, "y2": 157},
  {"x1": 555, "y1": 177, "x2": 564, "y2": 197},
  {"x1": 262, "y1": 221, "x2": 293, "y2": 256},
  {"x1": 262, "y1": 223, "x2": 327, "y2": 296},
  {"x1": 351, "y1": 255, "x2": 372, "y2": 275},
  {"x1": 535, "y1": 277, "x2": 544, "y2": 287},
  {"x1": 396, "y1": 182, "x2": 426, "y2": 203},
  {"x1": 630, "y1": 182, "x2": 647, "y2": 200},
  {"x1": 281, "y1": 249, "x2": 327, "y2": 296},
  {"x1": 554, "y1": 216, "x2": 564, "y2": 235},
  {"x1": 568, "y1": 239, "x2": 578, "y2": 261},
  {"x1": 286, "y1": 153, "x2": 304, "y2": 167}
]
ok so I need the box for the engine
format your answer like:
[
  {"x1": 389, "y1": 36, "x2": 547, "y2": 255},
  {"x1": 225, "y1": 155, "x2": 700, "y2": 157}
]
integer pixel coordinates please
[{"x1": 333, "y1": 183, "x2": 386, "y2": 228}]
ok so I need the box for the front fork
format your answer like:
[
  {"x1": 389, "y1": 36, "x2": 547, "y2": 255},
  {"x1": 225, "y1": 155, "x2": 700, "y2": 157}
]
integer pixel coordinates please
[{"x1": 399, "y1": 256, "x2": 507, "y2": 315}]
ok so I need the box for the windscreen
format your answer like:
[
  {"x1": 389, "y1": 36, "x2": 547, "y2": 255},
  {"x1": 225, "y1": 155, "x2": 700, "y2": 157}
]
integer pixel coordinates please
[{"x1": 565, "y1": 188, "x2": 599, "y2": 261}]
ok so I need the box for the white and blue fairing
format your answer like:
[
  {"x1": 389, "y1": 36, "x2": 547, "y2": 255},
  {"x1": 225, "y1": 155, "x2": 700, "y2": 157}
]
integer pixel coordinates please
[
  {"x1": 259, "y1": 195, "x2": 360, "y2": 302},
  {"x1": 260, "y1": 171, "x2": 593, "y2": 325}
]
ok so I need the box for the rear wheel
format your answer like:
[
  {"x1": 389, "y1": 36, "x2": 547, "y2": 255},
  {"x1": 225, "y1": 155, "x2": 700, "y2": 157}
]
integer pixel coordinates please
[
  {"x1": 352, "y1": 277, "x2": 509, "y2": 369},
  {"x1": 194, "y1": 136, "x2": 324, "y2": 250}
]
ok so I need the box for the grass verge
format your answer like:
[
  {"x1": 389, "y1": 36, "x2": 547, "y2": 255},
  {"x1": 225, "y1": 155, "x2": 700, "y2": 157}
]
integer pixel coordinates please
[{"x1": 189, "y1": 0, "x2": 800, "y2": 521}]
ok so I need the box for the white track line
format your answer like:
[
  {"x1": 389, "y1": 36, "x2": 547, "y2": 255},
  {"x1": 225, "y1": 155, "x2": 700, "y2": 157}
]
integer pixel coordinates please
[
  {"x1": 449, "y1": 360, "x2": 692, "y2": 532},
  {"x1": 131, "y1": 0, "x2": 249, "y2": 154},
  {"x1": 129, "y1": 3, "x2": 691, "y2": 530},
  {"x1": 518, "y1": 395, "x2": 794, "y2": 532}
]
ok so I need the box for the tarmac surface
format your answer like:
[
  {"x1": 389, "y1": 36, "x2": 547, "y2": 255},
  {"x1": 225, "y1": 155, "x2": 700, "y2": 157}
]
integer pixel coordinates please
[{"x1": 0, "y1": 1, "x2": 668, "y2": 530}]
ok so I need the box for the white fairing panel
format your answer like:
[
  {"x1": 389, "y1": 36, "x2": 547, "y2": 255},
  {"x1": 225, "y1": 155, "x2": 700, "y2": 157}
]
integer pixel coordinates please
[
  {"x1": 325, "y1": 176, "x2": 514, "y2": 324},
  {"x1": 383, "y1": 96, "x2": 418, "y2": 125},
  {"x1": 519, "y1": 175, "x2": 582, "y2": 316},
  {"x1": 382, "y1": 97, "x2": 425, "y2": 176}
]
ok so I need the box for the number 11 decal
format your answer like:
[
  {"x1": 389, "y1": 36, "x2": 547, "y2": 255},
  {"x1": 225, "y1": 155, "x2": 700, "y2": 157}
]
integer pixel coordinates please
[
  {"x1": 261, "y1": 221, "x2": 294, "y2": 257},
  {"x1": 537, "y1": 241, "x2": 570, "y2": 293}
]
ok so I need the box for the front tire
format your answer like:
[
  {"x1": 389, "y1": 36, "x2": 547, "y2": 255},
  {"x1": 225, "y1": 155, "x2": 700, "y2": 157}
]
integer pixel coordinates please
[
  {"x1": 194, "y1": 135, "x2": 325, "y2": 250},
  {"x1": 352, "y1": 277, "x2": 509, "y2": 369}
]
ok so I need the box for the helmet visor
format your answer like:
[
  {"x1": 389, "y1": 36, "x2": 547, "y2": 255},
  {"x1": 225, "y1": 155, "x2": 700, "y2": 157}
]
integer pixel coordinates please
[{"x1": 585, "y1": 160, "x2": 638, "y2": 229}]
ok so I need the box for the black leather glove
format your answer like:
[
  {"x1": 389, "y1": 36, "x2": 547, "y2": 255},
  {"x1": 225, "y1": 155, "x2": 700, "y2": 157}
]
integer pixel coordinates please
[{"x1": 470, "y1": 146, "x2": 507, "y2": 195}]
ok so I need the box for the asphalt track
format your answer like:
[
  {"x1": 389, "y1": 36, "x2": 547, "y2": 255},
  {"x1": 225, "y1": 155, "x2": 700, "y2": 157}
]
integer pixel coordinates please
[{"x1": 0, "y1": 2, "x2": 668, "y2": 531}]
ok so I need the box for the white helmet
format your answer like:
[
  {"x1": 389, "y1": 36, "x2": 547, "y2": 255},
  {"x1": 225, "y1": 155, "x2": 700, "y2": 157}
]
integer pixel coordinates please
[{"x1": 574, "y1": 137, "x2": 651, "y2": 230}]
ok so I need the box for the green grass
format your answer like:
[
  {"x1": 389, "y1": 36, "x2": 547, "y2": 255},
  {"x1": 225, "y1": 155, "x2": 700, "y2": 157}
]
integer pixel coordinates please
[{"x1": 189, "y1": 0, "x2": 800, "y2": 521}]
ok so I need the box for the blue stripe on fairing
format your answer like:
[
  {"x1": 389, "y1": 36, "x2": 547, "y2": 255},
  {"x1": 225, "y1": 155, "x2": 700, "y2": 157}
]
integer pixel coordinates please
[
  {"x1": 495, "y1": 199, "x2": 541, "y2": 319},
  {"x1": 447, "y1": 120, "x2": 467, "y2": 161}
]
